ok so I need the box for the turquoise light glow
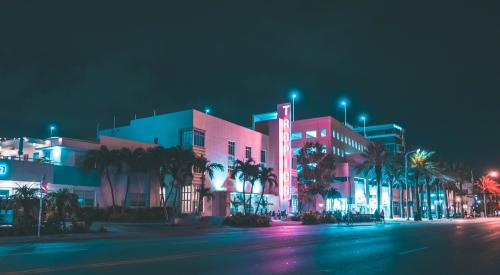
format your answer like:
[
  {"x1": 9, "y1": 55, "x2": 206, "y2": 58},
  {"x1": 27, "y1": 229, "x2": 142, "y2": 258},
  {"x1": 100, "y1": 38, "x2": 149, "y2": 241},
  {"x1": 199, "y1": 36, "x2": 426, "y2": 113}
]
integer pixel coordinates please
[{"x1": 0, "y1": 163, "x2": 7, "y2": 176}]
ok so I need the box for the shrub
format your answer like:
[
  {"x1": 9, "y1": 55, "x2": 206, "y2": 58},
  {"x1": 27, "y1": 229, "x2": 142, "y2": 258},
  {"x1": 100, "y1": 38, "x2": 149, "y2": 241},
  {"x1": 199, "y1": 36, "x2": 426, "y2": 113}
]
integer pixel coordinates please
[
  {"x1": 79, "y1": 207, "x2": 167, "y2": 222},
  {"x1": 320, "y1": 212, "x2": 337, "y2": 224},
  {"x1": 223, "y1": 213, "x2": 271, "y2": 227},
  {"x1": 301, "y1": 212, "x2": 320, "y2": 225}
]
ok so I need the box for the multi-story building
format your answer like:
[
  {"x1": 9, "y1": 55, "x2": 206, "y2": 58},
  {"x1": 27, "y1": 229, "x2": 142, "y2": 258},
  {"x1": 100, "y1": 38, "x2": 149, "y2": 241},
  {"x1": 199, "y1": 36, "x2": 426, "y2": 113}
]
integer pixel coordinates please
[
  {"x1": 353, "y1": 123, "x2": 406, "y2": 154},
  {"x1": 0, "y1": 104, "x2": 412, "y2": 218},
  {"x1": 99, "y1": 109, "x2": 277, "y2": 216},
  {"x1": 0, "y1": 136, "x2": 156, "y2": 208}
]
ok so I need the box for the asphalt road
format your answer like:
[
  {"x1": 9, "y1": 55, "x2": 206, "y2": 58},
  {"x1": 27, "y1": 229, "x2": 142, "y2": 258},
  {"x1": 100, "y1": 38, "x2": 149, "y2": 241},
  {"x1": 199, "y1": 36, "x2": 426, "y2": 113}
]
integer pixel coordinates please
[{"x1": 1, "y1": 219, "x2": 500, "y2": 275}]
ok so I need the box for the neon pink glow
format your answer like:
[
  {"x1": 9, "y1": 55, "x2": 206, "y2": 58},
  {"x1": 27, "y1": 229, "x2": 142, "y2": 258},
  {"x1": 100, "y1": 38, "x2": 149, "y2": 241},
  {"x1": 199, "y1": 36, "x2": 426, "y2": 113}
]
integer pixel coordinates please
[{"x1": 278, "y1": 103, "x2": 292, "y2": 201}]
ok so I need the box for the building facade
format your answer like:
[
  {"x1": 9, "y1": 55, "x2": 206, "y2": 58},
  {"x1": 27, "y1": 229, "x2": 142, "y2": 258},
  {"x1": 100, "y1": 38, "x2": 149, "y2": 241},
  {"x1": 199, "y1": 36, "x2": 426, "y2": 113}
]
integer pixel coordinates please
[{"x1": 353, "y1": 123, "x2": 406, "y2": 154}]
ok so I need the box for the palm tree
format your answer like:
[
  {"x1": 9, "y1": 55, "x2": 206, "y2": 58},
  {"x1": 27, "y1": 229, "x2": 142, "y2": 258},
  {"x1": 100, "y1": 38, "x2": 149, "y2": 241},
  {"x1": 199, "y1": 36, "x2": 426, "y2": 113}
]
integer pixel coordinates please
[
  {"x1": 165, "y1": 146, "x2": 196, "y2": 217},
  {"x1": 193, "y1": 155, "x2": 224, "y2": 216},
  {"x1": 10, "y1": 184, "x2": 39, "y2": 229},
  {"x1": 476, "y1": 176, "x2": 500, "y2": 217},
  {"x1": 146, "y1": 146, "x2": 170, "y2": 208},
  {"x1": 384, "y1": 155, "x2": 404, "y2": 219},
  {"x1": 232, "y1": 158, "x2": 258, "y2": 214},
  {"x1": 119, "y1": 147, "x2": 147, "y2": 208},
  {"x1": 255, "y1": 165, "x2": 277, "y2": 215},
  {"x1": 296, "y1": 142, "x2": 336, "y2": 211},
  {"x1": 409, "y1": 149, "x2": 435, "y2": 221},
  {"x1": 83, "y1": 146, "x2": 120, "y2": 212},
  {"x1": 358, "y1": 142, "x2": 387, "y2": 213},
  {"x1": 45, "y1": 189, "x2": 80, "y2": 231}
]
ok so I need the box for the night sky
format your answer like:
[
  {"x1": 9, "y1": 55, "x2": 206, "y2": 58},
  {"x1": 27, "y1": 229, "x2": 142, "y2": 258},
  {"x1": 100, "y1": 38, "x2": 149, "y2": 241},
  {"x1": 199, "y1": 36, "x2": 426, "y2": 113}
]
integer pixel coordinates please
[{"x1": 1, "y1": 1, "x2": 499, "y2": 173}]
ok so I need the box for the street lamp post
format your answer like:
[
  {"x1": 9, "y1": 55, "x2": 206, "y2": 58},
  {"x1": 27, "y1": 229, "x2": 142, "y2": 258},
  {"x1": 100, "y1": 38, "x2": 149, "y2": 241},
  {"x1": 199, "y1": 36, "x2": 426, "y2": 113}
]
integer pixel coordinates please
[
  {"x1": 341, "y1": 101, "x2": 347, "y2": 125},
  {"x1": 292, "y1": 93, "x2": 297, "y2": 122},
  {"x1": 49, "y1": 126, "x2": 56, "y2": 137},
  {"x1": 405, "y1": 149, "x2": 418, "y2": 220},
  {"x1": 360, "y1": 116, "x2": 366, "y2": 137}
]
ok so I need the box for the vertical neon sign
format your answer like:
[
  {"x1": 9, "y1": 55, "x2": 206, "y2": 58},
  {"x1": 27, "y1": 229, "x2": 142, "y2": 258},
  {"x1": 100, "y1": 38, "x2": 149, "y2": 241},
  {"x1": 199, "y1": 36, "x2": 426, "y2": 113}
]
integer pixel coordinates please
[{"x1": 277, "y1": 103, "x2": 292, "y2": 201}]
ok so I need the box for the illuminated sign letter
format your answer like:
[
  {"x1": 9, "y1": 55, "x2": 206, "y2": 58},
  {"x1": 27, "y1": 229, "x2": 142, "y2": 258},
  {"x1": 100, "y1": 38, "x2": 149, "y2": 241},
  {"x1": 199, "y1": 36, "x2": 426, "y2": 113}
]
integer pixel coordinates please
[{"x1": 277, "y1": 103, "x2": 292, "y2": 201}]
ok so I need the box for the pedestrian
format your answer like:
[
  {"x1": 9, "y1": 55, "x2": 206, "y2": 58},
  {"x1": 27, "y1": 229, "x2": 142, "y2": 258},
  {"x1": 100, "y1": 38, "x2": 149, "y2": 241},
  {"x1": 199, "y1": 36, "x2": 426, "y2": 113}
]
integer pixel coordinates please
[{"x1": 380, "y1": 209, "x2": 385, "y2": 221}]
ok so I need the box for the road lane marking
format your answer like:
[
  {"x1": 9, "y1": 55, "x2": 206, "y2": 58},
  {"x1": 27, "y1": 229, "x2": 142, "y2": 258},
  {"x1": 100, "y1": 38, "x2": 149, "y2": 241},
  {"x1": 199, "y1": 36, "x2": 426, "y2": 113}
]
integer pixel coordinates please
[{"x1": 399, "y1": 246, "x2": 428, "y2": 255}]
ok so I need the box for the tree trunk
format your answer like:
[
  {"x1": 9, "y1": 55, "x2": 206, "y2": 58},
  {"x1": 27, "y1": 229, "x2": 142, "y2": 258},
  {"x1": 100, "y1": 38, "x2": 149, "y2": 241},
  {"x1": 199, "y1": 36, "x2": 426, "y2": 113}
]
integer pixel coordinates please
[
  {"x1": 483, "y1": 190, "x2": 487, "y2": 218},
  {"x1": 426, "y1": 178, "x2": 432, "y2": 220},
  {"x1": 444, "y1": 187, "x2": 450, "y2": 218},
  {"x1": 435, "y1": 181, "x2": 441, "y2": 219},
  {"x1": 256, "y1": 185, "x2": 266, "y2": 215},
  {"x1": 105, "y1": 168, "x2": 116, "y2": 213},
  {"x1": 376, "y1": 167, "x2": 381, "y2": 213},
  {"x1": 198, "y1": 175, "x2": 205, "y2": 216},
  {"x1": 389, "y1": 180, "x2": 394, "y2": 219},
  {"x1": 400, "y1": 182, "x2": 404, "y2": 219},
  {"x1": 124, "y1": 174, "x2": 131, "y2": 208},
  {"x1": 242, "y1": 176, "x2": 247, "y2": 215},
  {"x1": 414, "y1": 173, "x2": 420, "y2": 221}
]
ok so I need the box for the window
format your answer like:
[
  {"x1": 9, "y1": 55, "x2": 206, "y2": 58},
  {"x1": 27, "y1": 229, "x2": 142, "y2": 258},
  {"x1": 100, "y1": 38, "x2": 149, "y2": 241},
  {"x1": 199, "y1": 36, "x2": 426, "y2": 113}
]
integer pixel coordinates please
[
  {"x1": 337, "y1": 148, "x2": 340, "y2": 155},
  {"x1": 321, "y1": 144, "x2": 327, "y2": 153},
  {"x1": 332, "y1": 129, "x2": 336, "y2": 138},
  {"x1": 228, "y1": 141, "x2": 235, "y2": 156},
  {"x1": 181, "y1": 185, "x2": 193, "y2": 213},
  {"x1": 293, "y1": 148, "x2": 301, "y2": 156},
  {"x1": 193, "y1": 129, "x2": 205, "y2": 147},
  {"x1": 260, "y1": 150, "x2": 266, "y2": 163},
  {"x1": 245, "y1": 146, "x2": 252, "y2": 159},
  {"x1": 332, "y1": 145, "x2": 336, "y2": 155},
  {"x1": 228, "y1": 155, "x2": 236, "y2": 175},
  {"x1": 320, "y1": 129, "x2": 327, "y2": 137},
  {"x1": 194, "y1": 165, "x2": 202, "y2": 174},
  {"x1": 74, "y1": 190, "x2": 95, "y2": 207},
  {"x1": 181, "y1": 129, "x2": 193, "y2": 148},
  {"x1": 336, "y1": 132, "x2": 340, "y2": 139},
  {"x1": 291, "y1": 132, "x2": 302, "y2": 140},
  {"x1": 0, "y1": 190, "x2": 9, "y2": 199},
  {"x1": 306, "y1": 130, "x2": 317, "y2": 139},
  {"x1": 33, "y1": 152, "x2": 39, "y2": 160}
]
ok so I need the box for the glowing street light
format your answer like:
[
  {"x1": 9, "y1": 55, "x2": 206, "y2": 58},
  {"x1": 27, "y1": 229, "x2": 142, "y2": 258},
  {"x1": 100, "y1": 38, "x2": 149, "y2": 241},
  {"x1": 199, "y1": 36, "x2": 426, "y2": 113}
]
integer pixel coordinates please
[
  {"x1": 339, "y1": 99, "x2": 348, "y2": 125},
  {"x1": 488, "y1": 171, "x2": 498, "y2": 178},
  {"x1": 204, "y1": 108, "x2": 211, "y2": 115},
  {"x1": 49, "y1": 125, "x2": 56, "y2": 137},
  {"x1": 360, "y1": 115, "x2": 367, "y2": 137}
]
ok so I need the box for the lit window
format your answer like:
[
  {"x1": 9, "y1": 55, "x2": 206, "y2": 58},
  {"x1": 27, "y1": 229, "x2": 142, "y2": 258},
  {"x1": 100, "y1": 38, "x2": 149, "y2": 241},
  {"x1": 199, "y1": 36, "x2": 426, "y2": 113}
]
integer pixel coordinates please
[
  {"x1": 332, "y1": 145, "x2": 336, "y2": 155},
  {"x1": 181, "y1": 185, "x2": 193, "y2": 213},
  {"x1": 291, "y1": 132, "x2": 302, "y2": 140},
  {"x1": 245, "y1": 146, "x2": 252, "y2": 159},
  {"x1": 293, "y1": 148, "x2": 301, "y2": 156},
  {"x1": 74, "y1": 190, "x2": 95, "y2": 207},
  {"x1": 337, "y1": 148, "x2": 340, "y2": 155},
  {"x1": 332, "y1": 129, "x2": 336, "y2": 138},
  {"x1": 228, "y1": 141, "x2": 235, "y2": 156},
  {"x1": 306, "y1": 130, "x2": 317, "y2": 139},
  {"x1": 336, "y1": 132, "x2": 340, "y2": 139},
  {"x1": 260, "y1": 150, "x2": 266, "y2": 163},
  {"x1": 193, "y1": 130, "x2": 205, "y2": 147},
  {"x1": 320, "y1": 129, "x2": 327, "y2": 137},
  {"x1": 321, "y1": 144, "x2": 327, "y2": 153}
]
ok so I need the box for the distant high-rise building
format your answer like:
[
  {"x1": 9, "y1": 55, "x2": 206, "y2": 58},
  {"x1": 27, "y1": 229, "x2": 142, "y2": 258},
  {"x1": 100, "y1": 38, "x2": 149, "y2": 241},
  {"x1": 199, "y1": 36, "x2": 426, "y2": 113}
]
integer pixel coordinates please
[{"x1": 353, "y1": 123, "x2": 405, "y2": 154}]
